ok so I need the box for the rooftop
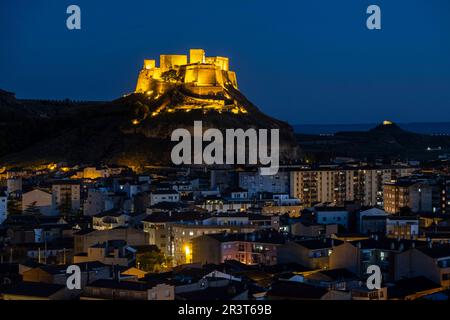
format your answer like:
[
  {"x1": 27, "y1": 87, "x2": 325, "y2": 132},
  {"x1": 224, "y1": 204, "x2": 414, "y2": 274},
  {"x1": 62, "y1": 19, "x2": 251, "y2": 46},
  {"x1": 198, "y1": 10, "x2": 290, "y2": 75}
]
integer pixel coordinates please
[
  {"x1": 1, "y1": 281, "x2": 65, "y2": 297},
  {"x1": 417, "y1": 244, "x2": 450, "y2": 259}
]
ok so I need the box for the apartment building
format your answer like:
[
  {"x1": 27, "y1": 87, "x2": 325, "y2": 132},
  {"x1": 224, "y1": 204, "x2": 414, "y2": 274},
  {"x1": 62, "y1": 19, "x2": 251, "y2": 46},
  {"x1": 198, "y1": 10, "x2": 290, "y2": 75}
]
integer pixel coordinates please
[
  {"x1": 51, "y1": 180, "x2": 81, "y2": 215},
  {"x1": 290, "y1": 165, "x2": 416, "y2": 207}
]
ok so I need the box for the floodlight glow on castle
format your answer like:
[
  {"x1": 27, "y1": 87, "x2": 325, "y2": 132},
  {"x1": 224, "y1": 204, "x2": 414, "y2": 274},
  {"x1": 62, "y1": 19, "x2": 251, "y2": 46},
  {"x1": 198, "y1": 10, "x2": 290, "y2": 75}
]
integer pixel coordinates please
[{"x1": 135, "y1": 49, "x2": 247, "y2": 115}]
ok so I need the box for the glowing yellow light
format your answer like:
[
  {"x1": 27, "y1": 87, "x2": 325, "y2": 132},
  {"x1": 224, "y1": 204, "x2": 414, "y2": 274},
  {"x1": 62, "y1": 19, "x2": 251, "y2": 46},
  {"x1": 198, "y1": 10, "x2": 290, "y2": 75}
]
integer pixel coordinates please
[
  {"x1": 383, "y1": 120, "x2": 393, "y2": 125},
  {"x1": 132, "y1": 119, "x2": 139, "y2": 125},
  {"x1": 151, "y1": 112, "x2": 158, "y2": 117},
  {"x1": 47, "y1": 163, "x2": 57, "y2": 171},
  {"x1": 184, "y1": 244, "x2": 192, "y2": 263},
  {"x1": 61, "y1": 167, "x2": 70, "y2": 172}
]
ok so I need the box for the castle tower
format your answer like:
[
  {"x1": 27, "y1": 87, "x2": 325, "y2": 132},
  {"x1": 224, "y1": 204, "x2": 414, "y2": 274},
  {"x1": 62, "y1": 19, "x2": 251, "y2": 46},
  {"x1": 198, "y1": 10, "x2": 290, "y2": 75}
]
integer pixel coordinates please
[
  {"x1": 144, "y1": 59, "x2": 156, "y2": 70},
  {"x1": 190, "y1": 49, "x2": 205, "y2": 64}
]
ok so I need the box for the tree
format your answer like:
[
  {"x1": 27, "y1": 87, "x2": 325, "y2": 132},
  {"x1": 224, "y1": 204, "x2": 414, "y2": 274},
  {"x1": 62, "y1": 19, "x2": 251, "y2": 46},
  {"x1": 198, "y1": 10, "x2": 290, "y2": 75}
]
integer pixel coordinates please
[
  {"x1": 136, "y1": 250, "x2": 171, "y2": 273},
  {"x1": 161, "y1": 69, "x2": 179, "y2": 82},
  {"x1": 7, "y1": 198, "x2": 22, "y2": 215},
  {"x1": 398, "y1": 206, "x2": 413, "y2": 216},
  {"x1": 24, "y1": 201, "x2": 40, "y2": 215}
]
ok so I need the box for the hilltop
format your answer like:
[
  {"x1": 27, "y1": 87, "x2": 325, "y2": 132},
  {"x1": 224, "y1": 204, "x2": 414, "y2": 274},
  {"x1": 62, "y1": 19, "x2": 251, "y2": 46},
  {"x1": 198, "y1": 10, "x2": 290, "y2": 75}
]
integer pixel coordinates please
[{"x1": 297, "y1": 121, "x2": 450, "y2": 162}]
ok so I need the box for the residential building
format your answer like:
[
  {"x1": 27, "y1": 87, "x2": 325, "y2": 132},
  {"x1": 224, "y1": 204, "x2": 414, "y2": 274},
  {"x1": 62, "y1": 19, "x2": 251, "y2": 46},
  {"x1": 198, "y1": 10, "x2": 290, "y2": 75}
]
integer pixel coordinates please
[
  {"x1": 192, "y1": 230, "x2": 285, "y2": 265},
  {"x1": 22, "y1": 189, "x2": 52, "y2": 216},
  {"x1": 92, "y1": 210, "x2": 129, "y2": 230},
  {"x1": 171, "y1": 218, "x2": 257, "y2": 265},
  {"x1": 22, "y1": 262, "x2": 110, "y2": 287},
  {"x1": 290, "y1": 165, "x2": 416, "y2": 207},
  {"x1": 82, "y1": 279, "x2": 175, "y2": 300},
  {"x1": 150, "y1": 190, "x2": 180, "y2": 206},
  {"x1": 73, "y1": 228, "x2": 149, "y2": 254},
  {"x1": 396, "y1": 244, "x2": 450, "y2": 287},
  {"x1": 358, "y1": 207, "x2": 388, "y2": 233},
  {"x1": 278, "y1": 239, "x2": 343, "y2": 270},
  {"x1": 52, "y1": 181, "x2": 81, "y2": 215},
  {"x1": 386, "y1": 216, "x2": 419, "y2": 239},
  {"x1": 238, "y1": 170, "x2": 289, "y2": 199},
  {"x1": 73, "y1": 240, "x2": 136, "y2": 267},
  {"x1": 314, "y1": 207, "x2": 349, "y2": 228}
]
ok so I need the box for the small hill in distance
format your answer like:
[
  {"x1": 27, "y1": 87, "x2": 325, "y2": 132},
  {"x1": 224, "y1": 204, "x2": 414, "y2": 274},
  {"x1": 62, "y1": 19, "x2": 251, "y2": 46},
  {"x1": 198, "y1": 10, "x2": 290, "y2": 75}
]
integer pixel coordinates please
[{"x1": 296, "y1": 120, "x2": 450, "y2": 162}]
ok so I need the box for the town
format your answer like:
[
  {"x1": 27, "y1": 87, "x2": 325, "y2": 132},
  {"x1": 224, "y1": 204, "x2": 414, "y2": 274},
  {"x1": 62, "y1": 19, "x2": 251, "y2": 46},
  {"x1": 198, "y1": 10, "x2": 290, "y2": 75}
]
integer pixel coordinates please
[{"x1": 0, "y1": 159, "x2": 449, "y2": 300}]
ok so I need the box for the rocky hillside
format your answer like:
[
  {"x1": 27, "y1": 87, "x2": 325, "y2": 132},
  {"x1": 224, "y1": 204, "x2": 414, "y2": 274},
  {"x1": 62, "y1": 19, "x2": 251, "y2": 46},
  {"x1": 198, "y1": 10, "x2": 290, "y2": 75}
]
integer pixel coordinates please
[{"x1": 0, "y1": 87, "x2": 301, "y2": 168}]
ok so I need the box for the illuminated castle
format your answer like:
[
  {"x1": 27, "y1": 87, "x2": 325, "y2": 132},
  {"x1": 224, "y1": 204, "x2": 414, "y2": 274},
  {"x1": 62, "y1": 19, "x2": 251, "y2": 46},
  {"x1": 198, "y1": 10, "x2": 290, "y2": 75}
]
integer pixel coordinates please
[{"x1": 135, "y1": 49, "x2": 246, "y2": 115}]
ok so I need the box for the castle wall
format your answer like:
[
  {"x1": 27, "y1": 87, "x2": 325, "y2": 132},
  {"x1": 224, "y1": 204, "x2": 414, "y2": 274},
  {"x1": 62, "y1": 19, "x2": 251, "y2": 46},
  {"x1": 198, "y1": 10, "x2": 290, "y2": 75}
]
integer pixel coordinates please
[
  {"x1": 183, "y1": 85, "x2": 224, "y2": 96},
  {"x1": 160, "y1": 55, "x2": 187, "y2": 69},
  {"x1": 184, "y1": 64, "x2": 219, "y2": 87},
  {"x1": 226, "y1": 71, "x2": 238, "y2": 88},
  {"x1": 135, "y1": 68, "x2": 166, "y2": 93},
  {"x1": 206, "y1": 56, "x2": 229, "y2": 71},
  {"x1": 135, "y1": 70, "x2": 152, "y2": 93}
]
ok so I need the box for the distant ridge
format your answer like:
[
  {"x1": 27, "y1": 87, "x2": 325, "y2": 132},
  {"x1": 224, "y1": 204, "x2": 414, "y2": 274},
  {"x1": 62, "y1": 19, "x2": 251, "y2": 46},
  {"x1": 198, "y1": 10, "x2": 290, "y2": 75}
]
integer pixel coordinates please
[{"x1": 294, "y1": 123, "x2": 450, "y2": 136}]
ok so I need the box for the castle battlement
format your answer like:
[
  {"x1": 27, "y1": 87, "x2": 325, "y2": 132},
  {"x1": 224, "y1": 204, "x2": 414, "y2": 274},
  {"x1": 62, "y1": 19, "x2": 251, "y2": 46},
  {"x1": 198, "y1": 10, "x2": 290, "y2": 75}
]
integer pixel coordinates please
[{"x1": 135, "y1": 48, "x2": 237, "y2": 95}]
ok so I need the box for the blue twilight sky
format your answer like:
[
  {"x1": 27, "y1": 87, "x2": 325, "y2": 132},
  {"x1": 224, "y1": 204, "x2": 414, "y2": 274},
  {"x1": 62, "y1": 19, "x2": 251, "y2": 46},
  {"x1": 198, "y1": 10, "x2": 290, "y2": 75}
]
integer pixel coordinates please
[{"x1": 1, "y1": 0, "x2": 450, "y2": 125}]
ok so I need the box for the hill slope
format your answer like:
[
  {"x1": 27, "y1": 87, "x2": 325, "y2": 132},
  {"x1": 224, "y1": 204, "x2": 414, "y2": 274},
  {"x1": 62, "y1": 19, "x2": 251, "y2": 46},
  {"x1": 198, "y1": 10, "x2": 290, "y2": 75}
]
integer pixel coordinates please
[{"x1": 0, "y1": 87, "x2": 301, "y2": 168}]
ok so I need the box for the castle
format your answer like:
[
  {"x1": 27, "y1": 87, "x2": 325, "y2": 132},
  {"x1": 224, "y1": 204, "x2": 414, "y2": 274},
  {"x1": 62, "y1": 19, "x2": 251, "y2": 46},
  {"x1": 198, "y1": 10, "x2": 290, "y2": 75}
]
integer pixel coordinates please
[
  {"x1": 135, "y1": 49, "x2": 238, "y2": 94},
  {"x1": 135, "y1": 49, "x2": 246, "y2": 115}
]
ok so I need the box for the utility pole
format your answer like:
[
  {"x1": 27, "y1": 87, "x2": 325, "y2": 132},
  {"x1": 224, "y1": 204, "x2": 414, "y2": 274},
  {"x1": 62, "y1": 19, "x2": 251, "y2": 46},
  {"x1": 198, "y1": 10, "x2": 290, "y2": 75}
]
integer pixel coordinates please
[{"x1": 44, "y1": 240, "x2": 47, "y2": 264}]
